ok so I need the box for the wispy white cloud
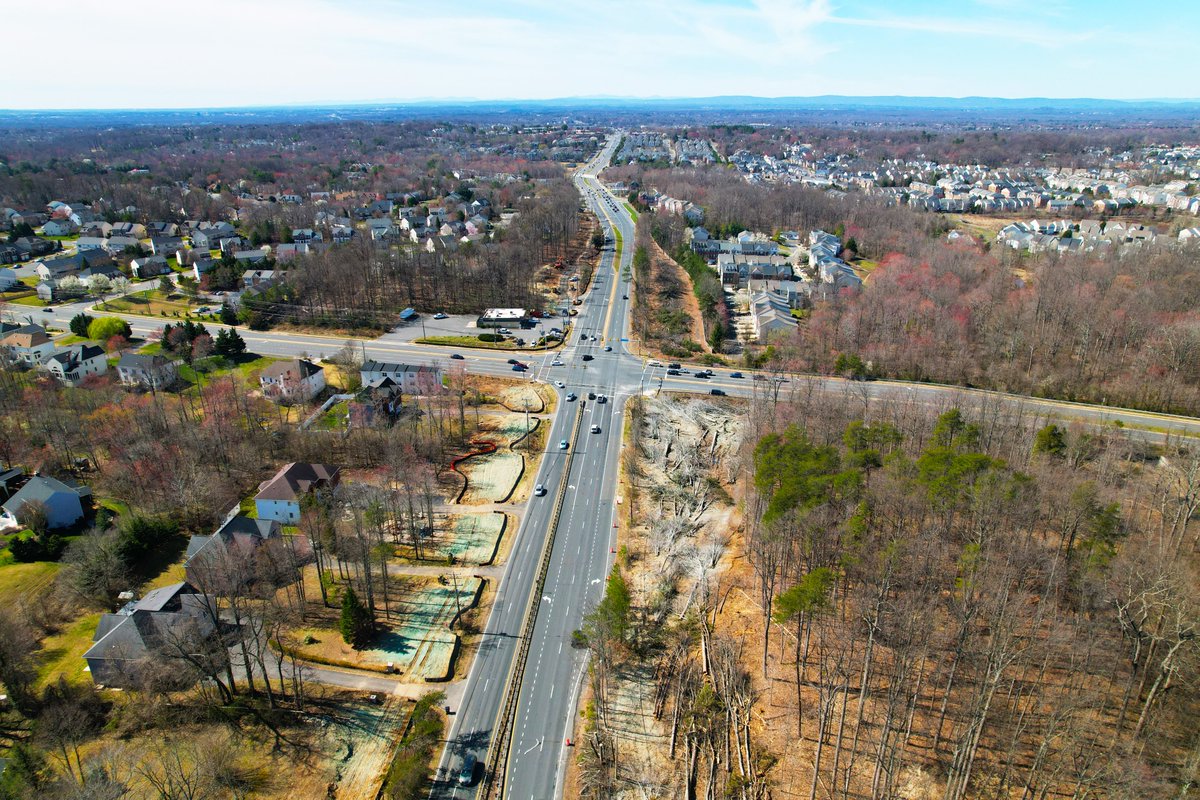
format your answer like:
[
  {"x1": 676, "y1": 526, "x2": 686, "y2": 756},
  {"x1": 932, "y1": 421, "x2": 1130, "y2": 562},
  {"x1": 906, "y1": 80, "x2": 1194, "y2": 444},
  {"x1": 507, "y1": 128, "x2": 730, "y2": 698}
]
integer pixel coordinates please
[{"x1": 828, "y1": 12, "x2": 1099, "y2": 48}]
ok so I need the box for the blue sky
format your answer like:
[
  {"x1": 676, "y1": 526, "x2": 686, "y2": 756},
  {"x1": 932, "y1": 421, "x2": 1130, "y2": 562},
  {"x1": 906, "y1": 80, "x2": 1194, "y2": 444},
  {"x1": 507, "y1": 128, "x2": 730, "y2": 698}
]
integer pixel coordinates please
[{"x1": 4, "y1": 0, "x2": 1197, "y2": 108}]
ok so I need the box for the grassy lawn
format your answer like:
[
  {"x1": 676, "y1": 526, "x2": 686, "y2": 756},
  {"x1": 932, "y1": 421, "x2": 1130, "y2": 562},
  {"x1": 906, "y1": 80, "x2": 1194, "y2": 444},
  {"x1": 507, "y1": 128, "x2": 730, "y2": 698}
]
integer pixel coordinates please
[
  {"x1": 98, "y1": 290, "x2": 206, "y2": 318},
  {"x1": 0, "y1": 559, "x2": 62, "y2": 607},
  {"x1": 8, "y1": 294, "x2": 48, "y2": 307},
  {"x1": 623, "y1": 201, "x2": 640, "y2": 222},
  {"x1": 178, "y1": 352, "x2": 278, "y2": 387},
  {"x1": 612, "y1": 226, "x2": 624, "y2": 261},
  {"x1": 36, "y1": 612, "x2": 102, "y2": 689},
  {"x1": 416, "y1": 335, "x2": 519, "y2": 350},
  {"x1": 315, "y1": 400, "x2": 350, "y2": 430}
]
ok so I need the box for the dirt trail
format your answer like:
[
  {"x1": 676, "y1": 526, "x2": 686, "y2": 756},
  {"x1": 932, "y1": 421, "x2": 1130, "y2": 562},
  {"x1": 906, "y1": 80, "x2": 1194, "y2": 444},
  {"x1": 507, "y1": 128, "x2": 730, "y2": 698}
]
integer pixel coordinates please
[{"x1": 333, "y1": 697, "x2": 407, "y2": 800}]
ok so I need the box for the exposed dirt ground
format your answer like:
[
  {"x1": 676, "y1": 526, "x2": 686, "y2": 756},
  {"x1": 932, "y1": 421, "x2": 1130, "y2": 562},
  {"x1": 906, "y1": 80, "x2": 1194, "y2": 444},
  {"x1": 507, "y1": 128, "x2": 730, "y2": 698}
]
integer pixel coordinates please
[{"x1": 567, "y1": 394, "x2": 745, "y2": 797}]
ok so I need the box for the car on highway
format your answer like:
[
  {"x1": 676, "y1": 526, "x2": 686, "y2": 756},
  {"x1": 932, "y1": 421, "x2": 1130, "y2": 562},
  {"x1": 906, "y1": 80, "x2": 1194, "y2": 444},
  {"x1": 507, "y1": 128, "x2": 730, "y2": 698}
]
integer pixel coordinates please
[
  {"x1": 581, "y1": 354, "x2": 593, "y2": 361},
  {"x1": 511, "y1": 364, "x2": 527, "y2": 372},
  {"x1": 551, "y1": 359, "x2": 564, "y2": 366},
  {"x1": 710, "y1": 388, "x2": 726, "y2": 396},
  {"x1": 648, "y1": 360, "x2": 663, "y2": 368},
  {"x1": 694, "y1": 372, "x2": 709, "y2": 379},
  {"x1": 559, "y1": 439, "x2": 569, "y2": 450},
  {"x1": 729, "y1": 372, "x2": 743, "y2": 378},
  {"x1": 507, "y1": 358, "x2": 520, "y2": 365},
  {"x1": 603, "y1": 345, "x2": 612, "y2": 352},
  {"x1": 450, "y1": 353, "x2": 464, "y2": 360},
  {"x1": 498, "y1": 327, "x2": 512, "y2": 335},
  {"x1": 457, "y1": 753, "x2": 477, "y2": 786},
  {"x1": 566, "y1": 392, "x2": 577, "y2": 401},
  {"x1": 434, "y1": 312, "x2": 448, "y2": 319},
  {"x1": 667, "y1": 369, "x2": 680, "y2": 376},
  {"x1": 668, "y1": 362, "x2": 681, "y2": 370},
  {"x1": 43, "y1": 307, "x2": 54, "y2": 312},
  {"x1": 622, "y1": 294, "x2": 628, "y2": 300},
  {"x1": 590, "y1": 424, "x2": 601, "y2": 434},
  {"x1": 534, "y1": 484, "x2": 546, "y2": 496}
]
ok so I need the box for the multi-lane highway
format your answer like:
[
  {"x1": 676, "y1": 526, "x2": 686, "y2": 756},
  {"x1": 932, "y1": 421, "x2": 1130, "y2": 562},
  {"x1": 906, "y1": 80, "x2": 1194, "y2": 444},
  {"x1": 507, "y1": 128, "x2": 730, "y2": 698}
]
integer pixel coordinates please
[{"x1": 7, "y1": 134, "x2": 1200, "y2": 800}]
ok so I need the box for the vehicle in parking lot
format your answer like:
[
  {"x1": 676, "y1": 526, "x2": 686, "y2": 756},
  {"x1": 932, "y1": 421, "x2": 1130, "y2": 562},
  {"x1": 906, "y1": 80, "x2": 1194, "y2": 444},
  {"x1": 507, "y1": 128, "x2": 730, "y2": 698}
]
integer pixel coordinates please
[
  {"x1": 559, "y1": 440, "x2": 569, "y2": 450},
  {"x1": 729, "y1": 371, "x2": 743, "y2": 378},
  {"x1": 554, "y1": 380, "x2": 565, "y2": 388},
  {"x1": 534, "y1": 484, "x2": 546, "y2": 496},
  {"x1": 451, "y1": 353, "x2": 464, "y2": 359},
  {"x1": 566, "y1": 392, "x2": 577, "y2": 401},
  {"x1": 597, "y1": 394, "x2": 607, "y2": 404},
  {"x1": 434, "y1": 312, "x2": 448, "y2": 319},
  {"x1": 587, "y1": 391, "x2": 596, "y2": 399},
  {"x1": 590, "y1": 424, "x2": 601, "y2": 434}
]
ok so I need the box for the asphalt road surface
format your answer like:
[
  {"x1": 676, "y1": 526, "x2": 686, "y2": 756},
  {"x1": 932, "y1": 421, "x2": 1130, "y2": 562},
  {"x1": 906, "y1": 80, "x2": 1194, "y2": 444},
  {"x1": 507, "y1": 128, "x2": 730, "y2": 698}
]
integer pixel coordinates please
[{"x1": 7, "y1": 135, "x2": 1200, "y2": 800}]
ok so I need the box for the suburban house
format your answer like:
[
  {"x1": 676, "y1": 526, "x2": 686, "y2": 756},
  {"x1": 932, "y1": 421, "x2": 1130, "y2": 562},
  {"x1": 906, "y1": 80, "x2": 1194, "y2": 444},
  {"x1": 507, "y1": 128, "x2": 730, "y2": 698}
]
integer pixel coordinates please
[
  {"x1": 105, "y1": 235, "x2": 142, "y2": 255},
  {"x1": 149, "y1": 236, "x2": 184, "y2": 256},
  {"x1": 110, "y1": 222, "x2": 147, "y2": 239},
  {"x1": 40, "y1": 344, "x2": 109, "y2": 386},
  {"x1": 359, "y1": 361, "x2": 443, "y2": 395},
  {"x1": 116, "y1": 353, "x2": 178, "y2": 390},
  {"x1": 82, "y1": 582, "x2": 216, "y2": 688},
  {"x1": 259, "y1": 358, "x2": 326, "y2": 403},
  {"x1": 184, "y1": 515, "x2": 285, "y2": 585},
  {"x1": 1, "y1": 475, "x2": 90, "y2": 530},
  {"x1": 0, "y1": 267, "x2": 17, "y2": 290},
  {"x1": 130, "y1": 255, "x2": 170, "y2": 279},
  {"x1": 0, "y1": 324, "x2": 56, "y2": 365},
  {"x1": 34, "y1": 249, "x2": 113, "y2": 281},
  {"x1": 41, "y1": 219, "x2": 78, "y2": 237},
  {"x1": 76, "y1": 236, "x2": 108, "y2": 252},
  {"x1": 749, "y1": 291, "x2": 799, "y2": 343},
  {"x1": 254, "y1": 462, "x2": 340, "y2": 522}
]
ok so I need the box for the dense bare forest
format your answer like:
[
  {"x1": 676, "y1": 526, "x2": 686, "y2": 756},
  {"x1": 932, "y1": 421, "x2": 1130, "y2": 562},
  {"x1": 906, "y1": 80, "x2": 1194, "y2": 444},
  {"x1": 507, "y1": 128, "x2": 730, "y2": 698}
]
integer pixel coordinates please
[
  {"x1": 583, "y1": 389, "x2": 1200, "y2": 800},
  {"x1": 245, "y1": 178, "x2": 582, "y2": 329}
]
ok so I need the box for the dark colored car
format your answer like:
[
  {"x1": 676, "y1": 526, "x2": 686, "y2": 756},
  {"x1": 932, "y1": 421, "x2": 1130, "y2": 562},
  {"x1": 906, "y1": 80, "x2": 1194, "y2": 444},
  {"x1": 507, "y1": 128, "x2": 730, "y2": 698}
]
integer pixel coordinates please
[
  {"x1": 507, "y1": 358, "x2": 519, "y2": 365},
  {"x1": 710, "y1": 388, "x2": 726, "y2": 396},
  {"x1": 511, "y1": 364, "x2": 526, "y2": 372},
  {"x1": 668, "y1": 362, "x2": 681, "y2": 370},
  {"x1": 587, "y1": 392, "x2": 596, "y2": 400},
  {"x1": 667, "y1": 369, "x2": 680, "y2": 376},
  {"x1": 450, "y1": 353, "x2": 465, "y2": 360},
  {"x1": 581, "y1": 354, "x2": 594, "y2": 361},
  {"x1": 729, "y1": 371, "x2": 743, "y2": 378}
]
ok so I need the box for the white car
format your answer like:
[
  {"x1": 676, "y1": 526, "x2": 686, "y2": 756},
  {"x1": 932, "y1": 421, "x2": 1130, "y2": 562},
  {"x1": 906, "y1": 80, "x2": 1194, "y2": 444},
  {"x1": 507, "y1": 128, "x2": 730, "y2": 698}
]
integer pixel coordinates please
[
  {"x1": 551, "y1": 359, "x2": 564, "y2": 366},
  {"x1": 590, "y1": 424, "x2": 601, "y2": 434},
  {"x1": 559, "y1": 440, "x2": 569, "y2": 450},
  {"x1": 554, "y1": 380, "x2": 565, "y2": 388},
  {"x1": 434, "y1": 312, "x2": 448, "y2": 319},
  {"x1": 534, "y1": 484, "x2": 546, "y2": 496}
]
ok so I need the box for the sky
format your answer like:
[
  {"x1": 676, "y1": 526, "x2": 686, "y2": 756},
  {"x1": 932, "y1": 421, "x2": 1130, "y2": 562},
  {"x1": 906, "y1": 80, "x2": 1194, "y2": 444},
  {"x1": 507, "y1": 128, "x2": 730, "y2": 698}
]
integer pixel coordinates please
[{"x1": 2, "y1": 0, "x2": 1198, "y2": 109}]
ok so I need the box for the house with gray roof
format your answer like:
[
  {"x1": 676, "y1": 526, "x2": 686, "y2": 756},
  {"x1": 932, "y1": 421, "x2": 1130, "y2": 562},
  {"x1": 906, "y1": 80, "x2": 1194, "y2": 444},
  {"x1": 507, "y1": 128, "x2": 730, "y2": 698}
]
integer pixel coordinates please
[
  {"x1": 83, "y1": 582, "x2": 216, "y2": 688},
  {"x1": 116, "y1": 353, "x2": 178, "y2": 390},
  {"x1": 40, "y1": 344, "x2": 108, "y2": 386},
  {"x1": 254, "y1": 463, "x2": 340, "y2": 522},
  {"x1": 1, "y1": 475, "x2": 90, "y2": 530}
]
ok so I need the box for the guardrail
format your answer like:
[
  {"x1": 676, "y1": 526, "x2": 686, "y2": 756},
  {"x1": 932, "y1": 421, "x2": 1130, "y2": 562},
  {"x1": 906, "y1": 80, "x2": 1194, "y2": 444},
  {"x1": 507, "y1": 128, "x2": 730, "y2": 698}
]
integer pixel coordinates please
[{"x1": 481, "y1": 401, "x2": 585, "y2": 799}]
